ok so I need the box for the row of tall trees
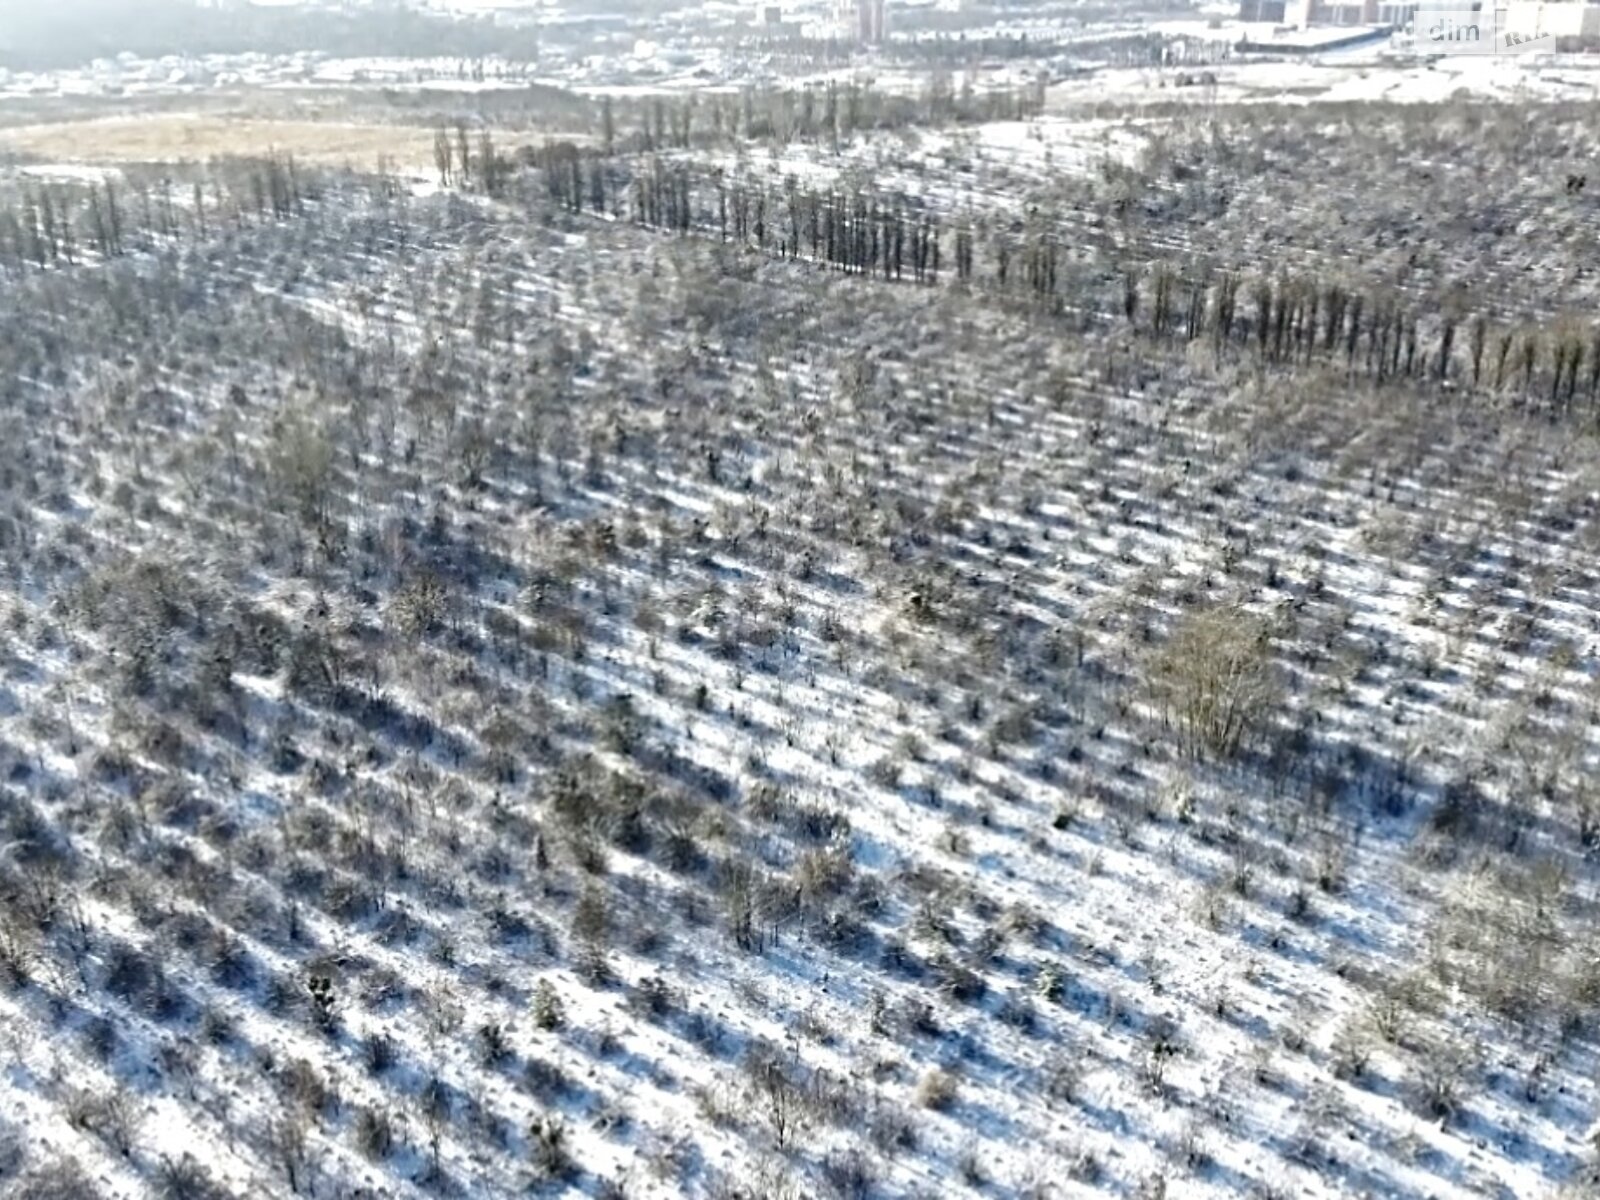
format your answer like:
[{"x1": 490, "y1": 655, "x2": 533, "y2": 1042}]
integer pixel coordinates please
[
  {"x1": 1126, "y1": 265, "x2": 1600, "y2": 407},
  {"x1": 591, "y1": 77, "x2": 1048, "y2": 156},
  {"x1": 0, "y1": 184, "x2": 88, "y2": 268},
  {"x1": 443, "y1": 77, "x2": 1048, "y2": 191},
  {"x1": 10, "y1": 133, "x2": 1591, "y2": 418},
  {"x1": 432, "y1": 126, "x2": 510, "y2": 197},
  {"x1": 538, "y1": 154, "x2": 946, "y2": 279},
  {"x1": 0, "y1": 154, "x2": 307, "y2": 275},
  {"x1": 535, "y1": 151, "x2": 1600, "y2": 414}
]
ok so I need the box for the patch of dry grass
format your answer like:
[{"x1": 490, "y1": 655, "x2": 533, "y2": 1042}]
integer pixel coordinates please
[{"x1": 0, "y1": 113, "x2": 539, "y2": 171}]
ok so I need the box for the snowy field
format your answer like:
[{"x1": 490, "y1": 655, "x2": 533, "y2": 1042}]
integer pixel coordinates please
[{"x1": 0, "y1": 26, "x2": 1599, "y2": 1200}]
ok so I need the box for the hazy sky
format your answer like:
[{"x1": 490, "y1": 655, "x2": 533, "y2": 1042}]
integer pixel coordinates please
[
  {"x1": 0, "y1": 0, "x2": 559, "y2": 70},
  {"x1": 0, "y1": 2, "x2": 222, "y2": 70},
  {"x1": 0, "y1": 0, "x2": 182, "y2": 39}
]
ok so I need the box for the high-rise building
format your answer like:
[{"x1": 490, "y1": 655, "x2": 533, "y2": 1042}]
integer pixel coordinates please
[
  {"x1": 867, "y1": 0, "x2": 888, "y2": 41},
  {"x1": 839, "y1": 0, "x2": 888, "y2": 43}
]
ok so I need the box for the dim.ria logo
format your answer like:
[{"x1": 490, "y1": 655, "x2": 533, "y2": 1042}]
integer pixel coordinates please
[{"x1": 1415, "y1": 0, "x2": 1555, "y2": 52}]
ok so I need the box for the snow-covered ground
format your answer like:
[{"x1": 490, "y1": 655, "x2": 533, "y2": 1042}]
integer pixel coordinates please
[
  {"x1": 0, "y1": 109, "x2": 1599, "y2": 1197},
  {"x1": 0, "y1": 21, "x2": 1598, "y2": 1200}
]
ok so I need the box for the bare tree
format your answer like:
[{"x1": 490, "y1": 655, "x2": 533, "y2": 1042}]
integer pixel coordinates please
[{"x1": 1149, "y1": 604, "x2": 1281, "y2": 758}]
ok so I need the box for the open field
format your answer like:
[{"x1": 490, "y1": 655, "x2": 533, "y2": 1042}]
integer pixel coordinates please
[
  {"x1": 0, "y1": 115, "x2": 463, "y2": 170},
  {"x1": 0, "y1": 84, "x2": 597, "y2": 172}
]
